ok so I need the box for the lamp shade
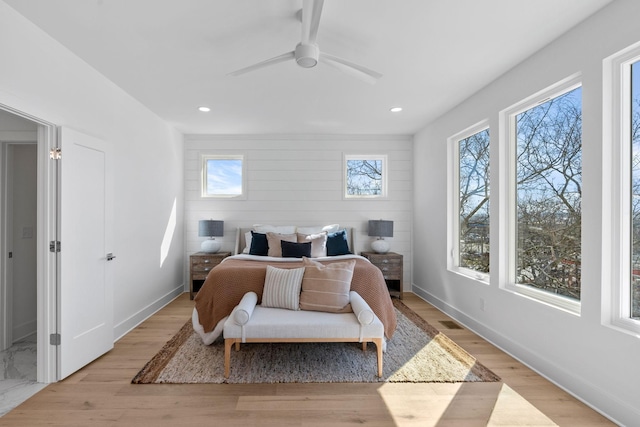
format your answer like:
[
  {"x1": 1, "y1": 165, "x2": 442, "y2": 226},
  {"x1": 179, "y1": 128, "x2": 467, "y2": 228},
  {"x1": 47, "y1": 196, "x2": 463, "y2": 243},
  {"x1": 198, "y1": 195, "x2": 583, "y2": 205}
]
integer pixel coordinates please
[
  {"x1": 368, "y1": 220, "x2": 393, "y2": 238},
  {"x1": 198, "y1": 220, "x2": 224, "y2": 237},
  {"x1": 199, "y1": 220, "x2": 223, "y2": 253}
]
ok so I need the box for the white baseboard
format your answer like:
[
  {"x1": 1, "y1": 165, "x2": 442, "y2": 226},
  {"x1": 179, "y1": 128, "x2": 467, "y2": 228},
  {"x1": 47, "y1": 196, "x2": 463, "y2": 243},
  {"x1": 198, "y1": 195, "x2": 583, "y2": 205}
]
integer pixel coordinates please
[
  {"x1": 12, "y1": 319, "x2": 36, "y2": 343},
  {"x1": 113, "y1": 285, "x2": 185, "y2": 341},
  {"x1": 411, "y1": 284, "x2": 636, "y2": 427}
]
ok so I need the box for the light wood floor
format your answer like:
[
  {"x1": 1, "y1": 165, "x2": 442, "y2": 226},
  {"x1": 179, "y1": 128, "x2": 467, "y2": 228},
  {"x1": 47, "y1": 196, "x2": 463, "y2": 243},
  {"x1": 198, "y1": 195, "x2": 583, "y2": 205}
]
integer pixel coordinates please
[{"x1": 0, "y1": 293, "x2": 614, "y2": 426}]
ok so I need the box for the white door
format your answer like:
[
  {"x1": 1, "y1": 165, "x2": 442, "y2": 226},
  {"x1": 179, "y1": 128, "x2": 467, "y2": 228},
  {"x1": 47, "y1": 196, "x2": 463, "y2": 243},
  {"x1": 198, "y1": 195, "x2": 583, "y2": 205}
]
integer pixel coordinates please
[{"x1": 58, "y1": 127, "x2": 113, "y2": 379}]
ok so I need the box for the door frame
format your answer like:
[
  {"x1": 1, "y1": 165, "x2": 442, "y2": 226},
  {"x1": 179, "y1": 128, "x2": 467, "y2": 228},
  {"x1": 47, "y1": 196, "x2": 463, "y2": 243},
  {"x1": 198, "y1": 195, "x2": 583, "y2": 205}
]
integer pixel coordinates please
[{"x1": 0, "y1": 103, "x2": 58, "y2": 383}]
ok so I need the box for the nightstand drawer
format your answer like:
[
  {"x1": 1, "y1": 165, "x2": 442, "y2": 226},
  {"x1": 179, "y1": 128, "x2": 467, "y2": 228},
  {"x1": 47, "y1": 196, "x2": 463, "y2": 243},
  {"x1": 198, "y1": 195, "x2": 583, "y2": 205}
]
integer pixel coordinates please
[
  {"x1": 191, "y1": 271, "x2": 211, "y2": 281},
  {"x1": 379, "y1": 267, "x2": 401, "y2": 280},
  {"x1": 191, "y1": 261, "x2": 218, "y2": 273},
  {"x1": 366, "y1": 256, "x2": 401, "y2": 266}
]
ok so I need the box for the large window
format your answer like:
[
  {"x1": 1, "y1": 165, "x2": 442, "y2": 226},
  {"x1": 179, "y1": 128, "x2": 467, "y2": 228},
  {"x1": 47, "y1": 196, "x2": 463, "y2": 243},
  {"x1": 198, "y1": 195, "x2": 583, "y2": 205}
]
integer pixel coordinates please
[
  {"x1": 605, "y1": 43, "x2": 640, "y2": 333},
  {"x1": 344, "y1": 155, "x2": 387, "y2": 198},
  {"x1": 201, "y1": 154, "x2": 245, "y2": 198},
  {"x1": 457, "y1": 128, "x2": 490, "y2": 275},
  {"x1": 514, "y1": 85, "x2": 582, "y2": 301}
]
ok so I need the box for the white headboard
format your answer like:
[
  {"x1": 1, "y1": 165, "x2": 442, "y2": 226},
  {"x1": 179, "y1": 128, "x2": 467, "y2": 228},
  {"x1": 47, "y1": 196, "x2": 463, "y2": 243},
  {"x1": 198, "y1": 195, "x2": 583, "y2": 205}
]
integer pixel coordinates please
[{"x1": 234, "y1": 227, "x2": 356, "y2": 255}]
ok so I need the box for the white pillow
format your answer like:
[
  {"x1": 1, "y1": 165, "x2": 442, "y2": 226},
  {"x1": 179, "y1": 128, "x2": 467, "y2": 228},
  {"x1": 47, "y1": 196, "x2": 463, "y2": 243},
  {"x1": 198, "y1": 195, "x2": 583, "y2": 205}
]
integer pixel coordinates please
[
  {"x1": 266, "y1": 232, "x2": 297, "y2": 257},
  {"x1": 261, "y1": 266, "x2": 305, "y2": 310},
  {"x1": 297, "y1": 232, "x2": 328, "y2": 257},
  {"x1": 296, "y1": 224, "x2": 340, "y2": 234},
  {"x1": 253, "y1": 224, "x2": 297, "y2": 234},
  {"x1": 243, "y1": 231, "x2": 252, "y2": 254}
]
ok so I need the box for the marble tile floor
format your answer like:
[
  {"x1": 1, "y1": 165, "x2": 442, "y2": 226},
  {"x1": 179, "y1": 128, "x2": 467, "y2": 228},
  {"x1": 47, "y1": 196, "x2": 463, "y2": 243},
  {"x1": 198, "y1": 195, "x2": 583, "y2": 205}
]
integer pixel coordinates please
[{"x1": 0, "y1": 334, "x2": 47, "y2": 417}]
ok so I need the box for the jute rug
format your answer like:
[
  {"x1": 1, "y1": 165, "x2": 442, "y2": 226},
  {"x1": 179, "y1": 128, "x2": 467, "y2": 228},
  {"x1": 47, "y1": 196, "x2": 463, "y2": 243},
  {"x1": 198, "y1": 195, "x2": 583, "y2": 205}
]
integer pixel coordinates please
[{"x1": 132, "y1": 300, "x2": 500, "y2": 384}]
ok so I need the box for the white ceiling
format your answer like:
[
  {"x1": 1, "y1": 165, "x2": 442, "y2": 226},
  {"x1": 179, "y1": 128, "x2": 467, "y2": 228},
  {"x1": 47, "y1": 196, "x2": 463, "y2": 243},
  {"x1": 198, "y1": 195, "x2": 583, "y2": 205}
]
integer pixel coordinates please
[{"x1": 5, "y1": 0, "x2": 611, "y2": 135}]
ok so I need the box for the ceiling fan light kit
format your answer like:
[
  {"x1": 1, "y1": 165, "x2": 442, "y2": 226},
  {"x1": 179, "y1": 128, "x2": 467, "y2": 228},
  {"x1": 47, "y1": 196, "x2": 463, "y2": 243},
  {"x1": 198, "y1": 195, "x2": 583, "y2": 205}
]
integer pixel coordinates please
[
  {"x1": 295, "y1": 43, "x2": 319, "y2": 68},
  {"x1": 228, "y1": 0, "x2": 381, "y2": 84}
]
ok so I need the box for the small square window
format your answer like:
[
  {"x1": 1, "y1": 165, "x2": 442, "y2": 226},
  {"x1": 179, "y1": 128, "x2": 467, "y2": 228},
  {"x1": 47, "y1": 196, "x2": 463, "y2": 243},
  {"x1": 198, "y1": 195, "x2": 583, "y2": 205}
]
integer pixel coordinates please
[
  {"x1": 201, "y1": 155, "x2": 245, "y2": 198},
  {"x1": 344, "y1": 155, "x2": 387, "y2": 198}
]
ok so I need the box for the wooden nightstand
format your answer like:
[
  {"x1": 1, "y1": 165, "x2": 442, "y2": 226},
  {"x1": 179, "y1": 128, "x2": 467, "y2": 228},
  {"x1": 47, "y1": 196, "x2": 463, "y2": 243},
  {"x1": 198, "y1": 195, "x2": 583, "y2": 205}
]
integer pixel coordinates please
[
  {"x1": 361, "y1": 251, "x2": 403, "y2": 299},
  {"x1": 189, "y1": 251, "x2": 231, "y2": 299}
]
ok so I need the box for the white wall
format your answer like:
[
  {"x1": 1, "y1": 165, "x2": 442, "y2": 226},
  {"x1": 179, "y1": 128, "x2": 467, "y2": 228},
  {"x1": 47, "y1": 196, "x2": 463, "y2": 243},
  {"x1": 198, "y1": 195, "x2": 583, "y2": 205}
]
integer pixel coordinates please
[
  {"x1": 413, "y1": 1, "x2": 639, "y2": 425},
  {"x1": 184, "y1": 135, "x2": 413, "y2": 286},
  {"x1": 0, "y1": 1, "x2": 185, "y2": 340}
]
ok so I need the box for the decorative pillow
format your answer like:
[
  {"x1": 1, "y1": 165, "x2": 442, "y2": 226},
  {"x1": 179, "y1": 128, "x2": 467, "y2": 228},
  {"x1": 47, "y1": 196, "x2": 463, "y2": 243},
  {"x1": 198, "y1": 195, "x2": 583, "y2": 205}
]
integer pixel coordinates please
[
  {"x1": 297, "y1": 232, "x2": 328, "y2": 257},
  {"x1": 243, "y1": 231, "x2": 253, "y2": 253},
  {"x1": 249, "y1": 231, "x2": 269, "y2": 256},
  {"x1": 266, "y1": 232, "x2": 297, "y2": 257},
  {"x1": 253, "y1": 224, "x2": 296, "y2": 234},
  {"x1": 261, "y1": 266, "x2": 305, "y2": 310},
  {"x1": 281, "y1": 240, "x2": 312, "y2": 258},
  {"x1": 299, "y1": 257, "x2": 355, "y2": 312},
  {"x1": 326, "y1": 229, "x2": 351, "y2": 256},
  {"x1": 296, "y1": 224, "x2": 340, "y2": 234}
]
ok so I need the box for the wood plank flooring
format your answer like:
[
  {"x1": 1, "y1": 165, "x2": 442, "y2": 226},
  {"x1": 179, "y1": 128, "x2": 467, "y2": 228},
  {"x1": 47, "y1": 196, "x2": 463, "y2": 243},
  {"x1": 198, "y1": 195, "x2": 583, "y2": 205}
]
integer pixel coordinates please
[{"x1": 0, "y1": 293, "x2": 615, "y2": 426}]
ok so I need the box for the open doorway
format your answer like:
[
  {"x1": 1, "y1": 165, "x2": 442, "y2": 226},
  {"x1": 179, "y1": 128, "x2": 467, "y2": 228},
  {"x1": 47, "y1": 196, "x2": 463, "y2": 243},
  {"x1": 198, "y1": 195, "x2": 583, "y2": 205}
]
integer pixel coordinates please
[
  {"x1": 0, "y1": 107, "x2": 55, "y2": 415},
  {"x1": 1, "y1": 110, "x2": 38, "y2": 349}
]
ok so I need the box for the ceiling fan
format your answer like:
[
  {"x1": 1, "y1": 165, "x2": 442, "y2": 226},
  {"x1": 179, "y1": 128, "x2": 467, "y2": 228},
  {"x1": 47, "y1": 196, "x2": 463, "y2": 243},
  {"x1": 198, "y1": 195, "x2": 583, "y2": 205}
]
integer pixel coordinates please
[{"x1": 228, "y1": 0, "x2": 382, "y2": 84}]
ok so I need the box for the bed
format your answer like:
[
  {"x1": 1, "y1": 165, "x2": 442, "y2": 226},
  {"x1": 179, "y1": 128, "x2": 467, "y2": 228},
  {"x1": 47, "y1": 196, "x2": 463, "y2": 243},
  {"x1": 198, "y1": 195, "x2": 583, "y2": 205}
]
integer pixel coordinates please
[{"x1": 192, "y1": 226, "x2": 397, "y2": 345}]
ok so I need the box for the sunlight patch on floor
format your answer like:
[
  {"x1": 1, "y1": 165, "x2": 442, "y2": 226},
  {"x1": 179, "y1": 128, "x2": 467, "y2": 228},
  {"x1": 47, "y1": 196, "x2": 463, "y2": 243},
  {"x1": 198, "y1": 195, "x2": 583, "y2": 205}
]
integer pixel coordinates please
[
  {"x1": 376, "y1": 382, "x2": 558, "y2": 426},
  {"x1": 487, "y1": 384, "x2": 557, "y2": 426}
]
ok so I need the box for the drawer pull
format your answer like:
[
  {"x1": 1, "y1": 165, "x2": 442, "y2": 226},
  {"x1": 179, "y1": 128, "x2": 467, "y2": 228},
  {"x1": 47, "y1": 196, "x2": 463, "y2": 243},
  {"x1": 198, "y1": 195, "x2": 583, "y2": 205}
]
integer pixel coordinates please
[
  {"x1": 203, "y1": 259, "x2": 211, "y2": 263},
  {"x1": 382, "y1": 267, "x2": 389, "y2": 272},
  {"x1": 203, "y1": 267, "x2": 211, "y2": 272},
  {"x1": 382, "y1": 259, "x2": 389, "y2": 264}
]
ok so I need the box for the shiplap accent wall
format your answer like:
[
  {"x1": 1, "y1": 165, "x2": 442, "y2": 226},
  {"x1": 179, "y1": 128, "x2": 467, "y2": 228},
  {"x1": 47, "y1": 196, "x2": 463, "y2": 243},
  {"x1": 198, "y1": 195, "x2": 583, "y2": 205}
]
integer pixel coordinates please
[{"x1": 184, "y1": 134, "x2": 413, "y2": 288}]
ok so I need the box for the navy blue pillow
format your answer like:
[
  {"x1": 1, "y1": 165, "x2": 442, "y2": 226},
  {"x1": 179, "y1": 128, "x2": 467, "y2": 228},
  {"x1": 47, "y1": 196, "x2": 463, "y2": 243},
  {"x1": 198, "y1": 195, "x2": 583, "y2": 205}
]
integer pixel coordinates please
[
  {"x1": 281, "y1": 240, "x2": 312, "y2": 258},
  {"x1": 326, "y1": 229, "x2": 351, "y2": 256},
  {"x1": 249, "y1": 231, "x2": 269, "y2": 256}
]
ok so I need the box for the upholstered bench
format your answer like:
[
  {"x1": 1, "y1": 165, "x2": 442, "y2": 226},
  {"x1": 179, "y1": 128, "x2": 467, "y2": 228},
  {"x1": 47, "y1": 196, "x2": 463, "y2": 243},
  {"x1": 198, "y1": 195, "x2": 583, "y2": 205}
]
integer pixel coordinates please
[{"x1": 223, "y1": 290, "x2": 385, "y2": 378}]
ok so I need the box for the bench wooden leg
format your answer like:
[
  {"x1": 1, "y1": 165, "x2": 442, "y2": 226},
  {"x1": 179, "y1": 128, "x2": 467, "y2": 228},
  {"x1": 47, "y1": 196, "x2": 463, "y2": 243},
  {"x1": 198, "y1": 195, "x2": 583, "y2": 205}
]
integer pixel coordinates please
[
  {"x1": 362, "y1": 342, "x2": 367, "y2": 351},
  {"x1": 373, "y1": 338, "x2": 383, "y2": 377},
  {"x1": 235, "y1": 341, "x2": 240, "y2": 351},
  {"x1": 224, "y1": 339, "x2": 235, "y2": 378}
]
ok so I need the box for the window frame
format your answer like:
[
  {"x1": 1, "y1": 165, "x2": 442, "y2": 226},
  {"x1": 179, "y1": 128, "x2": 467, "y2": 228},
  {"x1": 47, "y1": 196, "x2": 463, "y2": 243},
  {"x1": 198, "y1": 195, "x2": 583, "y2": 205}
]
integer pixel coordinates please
[
  {"x1": 447, "y1": 120, "x2": 491, "y2": 282},
  {"x1": 343, "y1": 154, "x2": 388, "y2": 199},
  {"x1": 200, "y1": 153, "x2": 246, "y2": 199},
  {"x1": 603, "y1": 42, "x2": 640, "y2": 335},
  {"x1": 500, "y1": 73, "x2": 583, "y2": 315}
]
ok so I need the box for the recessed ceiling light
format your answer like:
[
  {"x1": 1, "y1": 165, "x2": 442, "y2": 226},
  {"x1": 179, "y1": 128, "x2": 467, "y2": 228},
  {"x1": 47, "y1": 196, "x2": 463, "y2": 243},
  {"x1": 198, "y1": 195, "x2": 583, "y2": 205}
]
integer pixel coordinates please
[
  {"x1": 390, "y1": 107, "x2": 403, "y2": 113},
  {"x1": 198, "y1": 106, "x2": 211, "y2": 112}
]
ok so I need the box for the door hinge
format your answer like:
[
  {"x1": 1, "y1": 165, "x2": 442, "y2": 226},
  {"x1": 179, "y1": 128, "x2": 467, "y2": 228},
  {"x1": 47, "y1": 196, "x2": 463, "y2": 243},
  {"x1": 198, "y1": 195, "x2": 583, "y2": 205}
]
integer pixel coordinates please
[
  {"x1": 49, "y1": 241, "x2": 61, "y2": 253},
  {"x1": 50, "y1": 333, "x2": 61, "y2": 346},
  {"x1": 49, "y1": 148, "x2": 62, "y2": 160}
]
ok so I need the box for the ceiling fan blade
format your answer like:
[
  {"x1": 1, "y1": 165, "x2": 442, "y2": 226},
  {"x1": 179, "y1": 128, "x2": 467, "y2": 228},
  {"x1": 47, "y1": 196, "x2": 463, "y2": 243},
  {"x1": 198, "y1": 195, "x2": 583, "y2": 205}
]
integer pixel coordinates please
[
  {"x1": 319, "y1": 52, "x2": 382, "y2": 85},
  {"x1": 228, "y1": 51, "x2": 295, "y2": 77},
  {"x1": 301, "y1": 0, "x2": 324, "y2": 44}
]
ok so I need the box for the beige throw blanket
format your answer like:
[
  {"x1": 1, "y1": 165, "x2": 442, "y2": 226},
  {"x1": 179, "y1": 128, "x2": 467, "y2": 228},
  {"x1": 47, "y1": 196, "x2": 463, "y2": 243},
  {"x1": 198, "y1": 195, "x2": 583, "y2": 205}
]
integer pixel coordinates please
[{"x1": 194, "y1": 255, "x2": 397, "y2": 339}]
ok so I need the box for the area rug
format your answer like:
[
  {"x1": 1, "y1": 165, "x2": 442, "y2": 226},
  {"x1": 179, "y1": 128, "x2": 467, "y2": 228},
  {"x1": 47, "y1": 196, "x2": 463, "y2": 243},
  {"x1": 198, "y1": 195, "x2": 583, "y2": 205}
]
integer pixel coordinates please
[{"x1": 132, "y1": 300, "x2": 500, "y2": 384}]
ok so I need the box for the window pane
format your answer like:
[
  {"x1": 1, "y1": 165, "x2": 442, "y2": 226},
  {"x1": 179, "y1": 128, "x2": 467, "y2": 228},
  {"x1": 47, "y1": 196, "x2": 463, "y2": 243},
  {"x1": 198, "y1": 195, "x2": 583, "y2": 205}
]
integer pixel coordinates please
[
  {"x1": 515, "y1": 87, "x2": 582, "y2": 300},
  {"x1": 458, "y1": 129, "x2": 490, "y2": 273},
  {"x1": 346, "y1": 159, "x2": 383, "y2": 196},
  {"x1": 205, "y1": 158, "x2": 243, "y2": 196},
  {"x1": 631, "y1": 60, "x2": 640, "y2": 319}
]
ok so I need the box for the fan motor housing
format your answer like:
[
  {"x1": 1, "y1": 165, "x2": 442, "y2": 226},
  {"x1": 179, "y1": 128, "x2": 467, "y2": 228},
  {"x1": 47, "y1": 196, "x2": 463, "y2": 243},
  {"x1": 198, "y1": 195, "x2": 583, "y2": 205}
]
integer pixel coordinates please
[{"x1": 295, "y1": 43, "x2": 319, "y2": 68}]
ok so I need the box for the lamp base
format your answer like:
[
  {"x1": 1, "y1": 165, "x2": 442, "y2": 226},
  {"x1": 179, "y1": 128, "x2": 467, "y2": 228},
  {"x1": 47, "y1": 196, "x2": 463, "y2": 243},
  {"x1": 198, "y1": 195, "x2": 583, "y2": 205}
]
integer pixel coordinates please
[
  {"x1": 371, "y1": 239, "x2": 390, "y2": 254},
  {"x1": 201, "y1": 239, "x2": 221, "y2": 253}
]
